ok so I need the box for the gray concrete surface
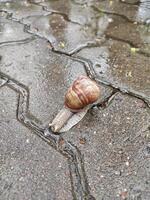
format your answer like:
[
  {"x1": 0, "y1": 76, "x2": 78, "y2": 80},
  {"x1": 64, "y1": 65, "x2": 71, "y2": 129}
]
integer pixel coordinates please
[{"x1": 0, "y1": 0, "x2": 150, "y2": 200}]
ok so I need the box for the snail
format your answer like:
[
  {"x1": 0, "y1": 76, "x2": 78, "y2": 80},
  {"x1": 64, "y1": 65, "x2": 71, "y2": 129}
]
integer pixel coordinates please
[{"x1": 49, "y1": 75, "x2": 100, "y2": 133}]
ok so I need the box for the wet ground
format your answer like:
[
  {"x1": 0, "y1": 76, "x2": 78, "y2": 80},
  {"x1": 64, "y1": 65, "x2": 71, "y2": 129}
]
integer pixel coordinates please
[{"x1": 0, "y1": 0, "x2": 150, "y2": 200}]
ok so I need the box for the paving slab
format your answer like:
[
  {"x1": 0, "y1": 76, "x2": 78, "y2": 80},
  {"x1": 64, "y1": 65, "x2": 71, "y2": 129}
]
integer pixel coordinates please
[
  {"x1": 63, "y1": 93, "x2": 150, "y2": 199},
  {"x1": 104, "y1": 15, "x2": 150, "y2": 54},
  {"x1": 0, "y1": 0, "x2": 47, "y2": 21},
  {"x1": 38, "y1": 0, "x2": 98, "y2": 26},
  {"x1": 93, "y1": 0, "x2": 150, "y2": 23},
  {"x1": 23, "y1": 13, "x2": 98, "y2": 54},
  {"x1": 0, "y1": 15, "x2": 32, "y2": 44},
  {"x1": 0, "y1": 87, "x2": 72, "y2": 200}
]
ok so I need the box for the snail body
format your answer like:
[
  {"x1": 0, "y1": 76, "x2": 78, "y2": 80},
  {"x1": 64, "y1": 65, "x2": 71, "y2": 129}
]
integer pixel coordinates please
[{"x1": 50, "y1": 75, "x2": 100, "y2": 133}]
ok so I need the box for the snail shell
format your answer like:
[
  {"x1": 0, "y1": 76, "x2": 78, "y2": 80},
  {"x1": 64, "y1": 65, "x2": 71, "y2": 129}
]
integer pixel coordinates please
[{"x1": 65, "y1": 75, "x2": 100, "y2": 112}]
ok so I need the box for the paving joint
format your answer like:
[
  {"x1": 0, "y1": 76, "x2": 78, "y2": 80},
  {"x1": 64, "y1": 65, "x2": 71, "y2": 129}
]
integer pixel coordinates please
[
  {"x1": 43, "y1": 7, "x2": 82, "y2": 26},
  {"x1": 0, "y1": 36, "x2": 36, "y2": 47},
  {"x1": 71, "y1": 0, "x2": 88, "y2": 6},
  {"x1": 105, "y1": 35, "x2": 150, "y2": 57},
  {"x1": 92, "y1": 5, "x2": 148, "y2": 26},
  {"x1": 119, "y1": 0, "x2": 140, "y2": 5}
]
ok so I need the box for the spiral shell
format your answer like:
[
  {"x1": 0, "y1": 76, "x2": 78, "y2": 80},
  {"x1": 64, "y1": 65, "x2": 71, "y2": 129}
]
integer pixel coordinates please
[{"x1": 65, "y1": 75, "x2": 100, "y2": 112}]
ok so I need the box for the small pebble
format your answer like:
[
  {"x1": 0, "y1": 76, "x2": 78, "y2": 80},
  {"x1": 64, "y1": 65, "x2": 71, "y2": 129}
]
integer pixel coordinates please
[
  {"x1": 26, "y1": 139, "x2": 30, "y2": 143},
  {"x1": 146, "y1": 18, "x2": 150, "y2": 25},
  {"x1": 79, "y1": 138, "x2": 86, "y2": 145},
  {"x1": 115, "y1": 171, "x2": 121, "y2": 176},
  {"x1": 120, "y1": 190, "x2": 128, "y2": 199},
  {"x1": 58, "y1": 138, "x2": 65, "y2": 146},
  {"x1": 137, "y1": 100, "x2": 146, "y2": 108},
  {"x1": 108, "y1": 18, "x2": 113, "y2": 23},
  {"x1": 125, "y1": 161, "x2": 129, "y2": 166}
]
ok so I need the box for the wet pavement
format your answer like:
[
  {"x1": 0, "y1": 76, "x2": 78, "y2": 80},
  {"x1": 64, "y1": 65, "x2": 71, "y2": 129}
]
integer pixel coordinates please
[{"x1": 0, "y1": 0, "x2": 150, "y2": 200}]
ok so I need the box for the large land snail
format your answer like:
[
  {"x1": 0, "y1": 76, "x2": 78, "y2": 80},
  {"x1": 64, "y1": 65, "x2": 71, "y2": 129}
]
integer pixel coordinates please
[{"x1": 49, "y1": 75, "x2": 100, "y2": 133}]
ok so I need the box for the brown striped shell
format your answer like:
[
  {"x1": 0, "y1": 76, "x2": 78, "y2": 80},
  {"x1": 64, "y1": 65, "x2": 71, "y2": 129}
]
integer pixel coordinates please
[{"x1": 65, "y1": 75, "x2": 100, "y2": 112}]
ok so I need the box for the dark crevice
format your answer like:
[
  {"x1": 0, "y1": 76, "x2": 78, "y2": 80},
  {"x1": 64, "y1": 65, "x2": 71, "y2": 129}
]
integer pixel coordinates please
[
  {"x1": 93, "y1": 90, "x2": 118, "y2": 109},
  {"x1": 20, "y1": 12, "x2": 52, "y2": 22},
  {"x1": 71, "y1": 0, "x2": 88, "y2": 6},
  {"x1": 70, "y1": 38, "x2": 106, "y2": 55},
  {"x1": 105, "y1": 35, "x2": 150, "y2": 57},
  {"x1": 92, "y1": 6, "x2": 134, "y2": 23},
  {"x1": 137, "y1": 49, "x2": 150, "y2": 57},
  {"x1": 92, "y1": 5, "x2": 148, "y2": 25},
  {"x1": 105, "y1": 34, "x2": 137, "y2": 48},
  {"x1": 51, "y1": 46, "x2": 71, "y2": 56},
  {"x1": 43, "y1": 7, "x2": 82, "y2": 26},
  {"x1": 30, "y1": 0, "x2": 85, "y2": 25},
  {"x1": 21, "y1": 0, "x2": 49, "y2": 12},
  {"x1": 51, "y1": 11, "x2": 81, "y2": 26},
  {"x1": 9, "y1": 3, "x2": 82, "y2": 26},
  {"x1": 0, "y1": 36, "x2": 35, "y2": 47},
  {"x1": 50, "y1": 38, "x2": 105, "y2": 56},
  {"x1": 95, "y1": 77, "x2": 150, "y2": 108},
  {"x1": 0, "y1": 9, "x2": 9, "y2": 14},
  {"x1": 27, "y1": 0, "x2": 46, "y2": 9},
  {"x1": 72, "y1": 55, "x2": 97, "y2": 78},
  {"x1": 119, "y1": 0, "x2": 140, "y2": 5}
]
